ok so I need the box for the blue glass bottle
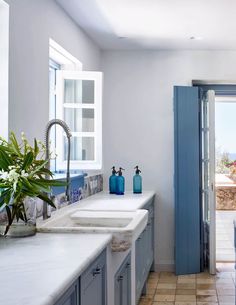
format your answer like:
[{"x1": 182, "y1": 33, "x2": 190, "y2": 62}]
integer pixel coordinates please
[
  {"x1": 109, "y1": 166, "x2": 117, "y2": 194},
  {"x1": 133, "y1": 166, "x2": 142, "y2": 194},
  {"x1": 116, "y1": 167, "x2": 125, "y2": 195}
]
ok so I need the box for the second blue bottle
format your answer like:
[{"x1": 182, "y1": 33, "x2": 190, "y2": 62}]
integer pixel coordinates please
[{"x1": 116, "y1": 167, "x2": 125, "y2": 195}]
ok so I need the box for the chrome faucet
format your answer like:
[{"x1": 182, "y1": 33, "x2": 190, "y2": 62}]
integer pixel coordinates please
[{"x1": 43, "y1": 119, "x2": 72, "y2": 220}]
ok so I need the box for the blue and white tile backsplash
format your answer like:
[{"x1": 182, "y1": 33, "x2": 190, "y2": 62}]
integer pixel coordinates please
[{"x1": 0, "y1": 174, "x2": 103, "y2": 223}]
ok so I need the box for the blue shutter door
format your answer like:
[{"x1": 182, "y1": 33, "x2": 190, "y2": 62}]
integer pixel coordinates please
[{"x1": 174, "y1": 86, "x2": 201, "y2": 275}]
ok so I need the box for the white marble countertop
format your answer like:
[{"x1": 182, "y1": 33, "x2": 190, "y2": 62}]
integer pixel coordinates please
[
  {"x1": 76, "y1": 191, "x2": 155, "y2": 211},
  {"x1": 0, "y1": 233, "x2": 112, "y2": 305}
]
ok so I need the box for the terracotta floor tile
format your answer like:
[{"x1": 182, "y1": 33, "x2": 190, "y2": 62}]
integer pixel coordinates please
[
  {"x1": 178, "y1": 279, "x2": 196, "y2": 284},
  {"x1": 175, "y1": 295, "x2": 197, "y2": 302},
  {"x1": 147, "y1": 288, "x2": 156, "y2": 296},
  {"x1": 196, "y1": 290, "x2": 216, "y2": 296},
  {"x1": 149, "y1": 272, "x2": 160, "y2": 279},
  {"x1": 196, "y1": 284, "x2": 216, "y2": 290},
  {"x1": 156, "y1": 289, "x2": 176, "y2": 295},
  {"x1": 139, "y1": 297, "x2": 153, "y2": 305},
  {"x1": 149, "y1": 278, "x2": 159, "y2": 284},
  {"x1": 160, "y1": 272, "x2": 177, "y2": 279},
  {"x1": 177, "y1": 283, "x2": 196, "y2": 290},
  {"x1": 196, "y1": 279, "x2": 215, "y2": 284},
  {"x1": 176, "y1": 290, "x2": 196, "y2": 295},
  {"x1": 148, "y1": 283, "x2": 158, "y2": 289},
  {"x1": 157, "y1": 283, "x2": 177, "y2": 289},
  {"x1": 175, "y1": 302, "x2": 197, "y2": 305},
  {"x1": 159, "y1": 278, "x2": 178, "y2": 283},
  {"x1": 196, "y1": 273, "x2": 215, "y2": 279},
  {"x1": 178, "y1": 275, "x2": 196, "y2": 280},
  {"x1": 152, "y1": 301, "x2": 175, "y2": 305},
  {"x1": 197, "y1": 302, "x2": 218, "y2": 305},
  {"x1": 154, "y1": 295, "x2": 175, "y2": 302},
  {"x1": 196, "y1": 295, "x2": 218, "y2": 302}
]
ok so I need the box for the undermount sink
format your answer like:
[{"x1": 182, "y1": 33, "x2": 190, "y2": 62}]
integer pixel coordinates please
[{"x1": 37, "y1": 208, "x2": 148, "y2": 252}]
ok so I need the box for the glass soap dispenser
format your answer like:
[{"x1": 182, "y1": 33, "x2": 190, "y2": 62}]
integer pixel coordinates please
[
  {"x1": 133, "y1": 166, "x2": 142, "y2": 194},
  {"x1": 109, "y1": 166, "x2": 117, "y2": 194},
  {"x1": 116, "y1": 167, "x2": 125, "y2": 195}
]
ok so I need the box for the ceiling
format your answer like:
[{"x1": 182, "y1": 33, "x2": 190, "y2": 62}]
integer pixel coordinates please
[{"x1": 56, "y1": 0, "x2": 236, "y2": 50}]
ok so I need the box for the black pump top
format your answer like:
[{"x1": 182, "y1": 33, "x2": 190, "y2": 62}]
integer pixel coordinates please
[
  {"x1": 134, "y1": 166, "x2": 141, "y2": 175},
  {"x1": 111, "y1": 166, "x2": 117, "y2": 175},
  {"x1": 118, "y1": 167, "x2": 125, "y2": 176}
]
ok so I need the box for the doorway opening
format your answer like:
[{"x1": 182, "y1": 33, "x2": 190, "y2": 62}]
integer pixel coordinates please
[{"x1": 215, "y1": 96, "x2": 236, "y2": 264}]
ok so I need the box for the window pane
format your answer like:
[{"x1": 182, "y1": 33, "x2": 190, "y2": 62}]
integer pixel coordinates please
[
  {"x1": 64, "y1": 80, "x2": 94, "y2": 104},
  {"x1": 64, "y1": 108, "x2": 94, "y2": 132},
  {"x1": 64, "y1": 137, "x2": 95, "y2": 161}
]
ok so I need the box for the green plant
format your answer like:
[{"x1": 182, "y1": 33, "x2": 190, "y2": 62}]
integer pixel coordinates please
[{"x1": 0, "y1": 132, "x2": 65, "y2": 235}]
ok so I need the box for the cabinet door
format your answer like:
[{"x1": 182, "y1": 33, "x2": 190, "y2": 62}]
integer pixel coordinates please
[
  {"x1": 55, "y1": 282, "x2": 78, "y2": 305},
  {"x1": 115, "y1": 254, "x2": 131, "y2": 305},
  {"x1": 80, "y1": 250, "x2": 106, "y2": 305},
  {"x1": 135, "y1": 231, "x2": 144, "y2": 302},
  {"x1": 146, "y1": 204, "x2": 154, "y2": 271},
  {"x1": 115, "y1": 274, "x2": 122, "y2": 305}
]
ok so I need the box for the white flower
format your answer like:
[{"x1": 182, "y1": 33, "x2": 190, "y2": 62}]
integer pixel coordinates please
[
  {"x1": 21, "y1": 132, "x2": 26, "y2": 141},
  {"x1": 0, "y1": 170, "x2": 9, "y2": 180},
  {"x1": 7, "y1": 169, "x2": 20, "y2": 182},
  {"x1": 21, "y1": 170, "x2": 29, "y2": 178}
]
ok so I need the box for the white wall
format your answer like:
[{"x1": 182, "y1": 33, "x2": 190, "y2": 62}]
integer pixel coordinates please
[
  {"x1": 0, "y1": 0, "x2": 9, "y2": 139},
  {"x1": 5, "y1": 0, "x2": 101, "y2": 141},
  {"x1": 101, "y1": 50, "x2": 236, "y2": 270}
]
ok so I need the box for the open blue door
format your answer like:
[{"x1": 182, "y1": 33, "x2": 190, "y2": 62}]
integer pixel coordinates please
[{"x1": 174, "y1": 86, "x2": 201, "y2": 275}]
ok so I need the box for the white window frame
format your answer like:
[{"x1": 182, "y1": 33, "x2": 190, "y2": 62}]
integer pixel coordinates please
[
  {"x1": 49, "y1": 38, "x2": 82, "y2": 71},
  {"x1": 56, "y1": 70, "x2": 103, "y2": 170}
]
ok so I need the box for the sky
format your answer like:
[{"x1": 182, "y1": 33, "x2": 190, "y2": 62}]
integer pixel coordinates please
[{"x1": 215, "y1": 102, "x2": 236, "y2": 156}]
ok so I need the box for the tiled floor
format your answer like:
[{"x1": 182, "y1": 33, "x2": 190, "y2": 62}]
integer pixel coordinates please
[
  {"x1": 216, "y1": 210, "x2": 236, "y2": 262},
  {"x1": 139, "y1": 264, "x2": 236, "y2": 305}
]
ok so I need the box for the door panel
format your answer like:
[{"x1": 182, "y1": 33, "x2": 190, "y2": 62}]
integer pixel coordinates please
[
  {"x1": 201, "y1": 90, "x2": 216, "y2": 275},
  {"x1": 174, "y1": 86, "x2": 201, "y2": 275}
]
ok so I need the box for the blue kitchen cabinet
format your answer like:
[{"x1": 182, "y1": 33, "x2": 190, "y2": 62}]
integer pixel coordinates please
[
  {"x1": 115, "y1": 254, "x2": 131, "y2": 305},
  {"x1": 55, "y1": 282, "x2": 78, "y2": 305},
  {"x1": 55, "y1": 249, "x2": 106, "y2": 305},
  {"x1": 80, "y1": 249, "x2": 106, "y2": 305},
  {"x1": 136, "y1": 198, "x2": 155, "y2": 304}
]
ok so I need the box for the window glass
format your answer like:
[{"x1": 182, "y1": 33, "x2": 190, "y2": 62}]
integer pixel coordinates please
[
  {"x1": 64, "y1": 108, "x2": 94, "y2": 132},
  {"x1": 64, "y1": 80, "x2": 94, "y2": 104},
  {"x1": 64, "y1": 137, "x2": 95, "y2": 161}
]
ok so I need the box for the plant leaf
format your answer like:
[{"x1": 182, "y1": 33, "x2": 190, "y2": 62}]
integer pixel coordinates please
[
  {"x1": 9, "y1": 132, "x2": 22, "y2": 156},
  {"x1": 37, "y1": 193, "x2": 56, "y2": 208},
  {"x1": 0, "y1": 148, "x2": 12, "y2": 169},
  {"x1": 22, "y1": 151, "x2": 34, "y2": 170}
]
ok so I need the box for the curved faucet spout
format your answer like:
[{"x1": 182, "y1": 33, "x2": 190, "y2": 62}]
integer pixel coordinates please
[{"x1": 43, "y1": 119, "x2": 72, "y2": 220}]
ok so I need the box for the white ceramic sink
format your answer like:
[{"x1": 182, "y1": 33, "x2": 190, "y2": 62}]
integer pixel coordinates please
[
  {"x1": 70, "y1": 211, "x2": 134, "y2": 228},
  {"x1": 37, "y1": 209, "x2": 148, "y2": 252}
]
